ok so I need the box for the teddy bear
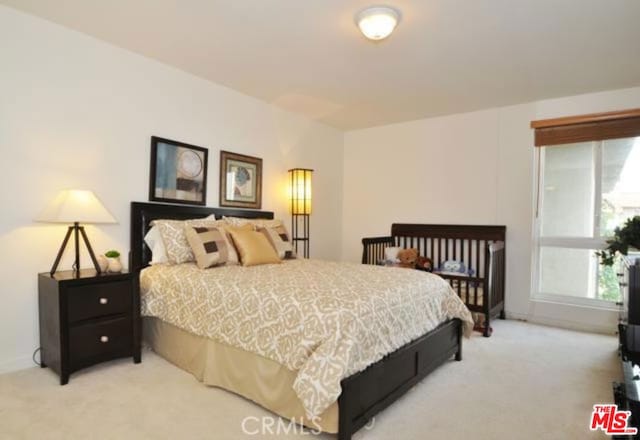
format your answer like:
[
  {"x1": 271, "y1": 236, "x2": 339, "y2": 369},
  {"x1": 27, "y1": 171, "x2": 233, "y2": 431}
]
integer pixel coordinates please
[
  {"x1": 415, "y1": 255, "x2": 433, "y2": 272},
  {"x1": 397, "y1": 248, "x2": 418, "y2": 268}
]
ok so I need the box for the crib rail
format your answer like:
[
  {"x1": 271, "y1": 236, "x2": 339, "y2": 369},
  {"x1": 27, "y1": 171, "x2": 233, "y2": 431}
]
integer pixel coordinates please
[
  {"x1": 361, "y1": 236, "x2": 395, "y2": 264},
  {"x1": 487, "y1": 241, "x2": 506, "y2": 312}
]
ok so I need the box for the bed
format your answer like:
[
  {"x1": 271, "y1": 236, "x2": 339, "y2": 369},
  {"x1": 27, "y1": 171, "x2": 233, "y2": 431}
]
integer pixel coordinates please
[
  {"x1": 130, "y1": 202, "x2": 474, "y2": 439},
  {"x1": 362, "y1": 224, "x2": 506, "y2": 337}
]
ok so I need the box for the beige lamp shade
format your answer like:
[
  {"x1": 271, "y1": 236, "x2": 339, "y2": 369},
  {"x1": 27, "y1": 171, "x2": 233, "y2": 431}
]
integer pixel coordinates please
[
  {"x1": 288, "y1": 169, "x2": 312, "y2": 215},
  {"x1": 36, "y1": 190, "x2": 117, "y2": 224}
]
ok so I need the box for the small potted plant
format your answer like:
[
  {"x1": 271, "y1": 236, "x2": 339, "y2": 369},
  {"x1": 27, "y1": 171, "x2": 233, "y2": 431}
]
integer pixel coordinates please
[
  {"x1": 104, "y1": 250, "x2": 123, "y2": 273},
  {"x1": 597, "y1": 216, "x2": 640, "y2": 266}
]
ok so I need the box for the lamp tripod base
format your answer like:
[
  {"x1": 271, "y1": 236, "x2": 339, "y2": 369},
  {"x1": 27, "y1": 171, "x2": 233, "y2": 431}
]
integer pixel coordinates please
[{"x1": 50, "y1": 222, "x2": 102, "y2": 276}]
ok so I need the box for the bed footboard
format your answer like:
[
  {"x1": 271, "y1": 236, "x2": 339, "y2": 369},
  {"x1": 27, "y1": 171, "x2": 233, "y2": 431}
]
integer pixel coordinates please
[{"x1": 337, "y1": 319, "x2": 462, "y2": 440}]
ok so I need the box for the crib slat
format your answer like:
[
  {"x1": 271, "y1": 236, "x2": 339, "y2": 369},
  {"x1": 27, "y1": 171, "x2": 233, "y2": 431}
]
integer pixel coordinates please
[
  {"x1": 452, "y1": 239, "x2": 457, "y2": 261},
  {"x1": 474, "y1": 240, "x2": 480, "y2": 305},
  {"x1": 445, "y1": 238, "x2": 449, "y2": 261}
]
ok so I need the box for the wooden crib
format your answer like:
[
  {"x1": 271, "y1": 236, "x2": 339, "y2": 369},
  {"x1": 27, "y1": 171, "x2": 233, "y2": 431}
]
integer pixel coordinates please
[{"x1": 362, "y1": 224, "x2": 506, "y2": 337}]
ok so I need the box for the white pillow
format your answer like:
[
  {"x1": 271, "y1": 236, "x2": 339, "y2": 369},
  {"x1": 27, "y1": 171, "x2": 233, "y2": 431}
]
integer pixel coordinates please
[
  {"x1": 384, "y1": 247, "x2": 401, "y2": 263},
  {"x1": 144, "y1": 226, "x2": 169, "y2": 265}
]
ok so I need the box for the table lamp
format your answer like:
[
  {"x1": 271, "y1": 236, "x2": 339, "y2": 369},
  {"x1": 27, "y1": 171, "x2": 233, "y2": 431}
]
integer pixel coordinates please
[{"x1": 37, "y1": 190, "x2": 117, "y2": 275}]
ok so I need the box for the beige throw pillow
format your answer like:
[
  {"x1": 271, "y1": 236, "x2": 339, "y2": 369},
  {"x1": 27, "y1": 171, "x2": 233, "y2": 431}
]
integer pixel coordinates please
[
  {"x1": 185, "y1": 226, "x2": 230, "y2": 269},
  {"x1": 214, "y1": 223, "x2": 252, "y2": 265},
  {"x1": 258, "y1": 225, "x2": 296, "y2": 259},
  {"x1": 227, "y1": 227, "x2": 281, "y2": 266}
]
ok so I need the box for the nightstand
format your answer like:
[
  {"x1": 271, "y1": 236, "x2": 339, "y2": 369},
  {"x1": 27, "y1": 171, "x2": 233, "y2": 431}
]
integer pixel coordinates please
[{"x1": 38, "y1": 269, "x2": 141, "y2": 384}]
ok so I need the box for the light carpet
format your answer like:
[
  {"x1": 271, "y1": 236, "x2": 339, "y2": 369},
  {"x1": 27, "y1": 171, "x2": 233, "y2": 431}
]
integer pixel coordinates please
[{"x1": 0, "y1": 320, "x2": 618, "y2": 439}]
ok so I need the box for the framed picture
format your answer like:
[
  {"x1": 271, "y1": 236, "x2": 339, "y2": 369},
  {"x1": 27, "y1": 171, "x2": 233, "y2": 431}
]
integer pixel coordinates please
[
  {"x1": 219, "y1": 150, "x2": 262, "y2": 209},
  {"x1": 149, "y1": 136, "x2": 208, "y2": 205}
]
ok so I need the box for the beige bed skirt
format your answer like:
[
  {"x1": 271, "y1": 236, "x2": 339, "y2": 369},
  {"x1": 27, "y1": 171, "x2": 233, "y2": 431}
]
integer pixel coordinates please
[{"x1": 143, "y1": 317, "x2": 339, "y2": 433}]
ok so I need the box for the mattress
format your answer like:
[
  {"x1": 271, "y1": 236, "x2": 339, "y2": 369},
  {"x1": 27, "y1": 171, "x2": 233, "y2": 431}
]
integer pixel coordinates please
[{"x1": 140, "y1": 259, "x2": 474, "y2": 418}]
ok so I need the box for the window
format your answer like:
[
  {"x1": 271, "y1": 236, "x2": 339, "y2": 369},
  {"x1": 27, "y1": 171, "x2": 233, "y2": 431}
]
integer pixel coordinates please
[{"x1": 531, "y1": 109, "x2": 640, "y2": 306}]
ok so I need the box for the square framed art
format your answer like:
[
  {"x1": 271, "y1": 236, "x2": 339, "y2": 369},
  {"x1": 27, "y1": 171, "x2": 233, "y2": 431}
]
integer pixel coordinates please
[
  {"x1": 149, "y1": 136, "x2": 208, "y2": 205},
  {"x1": 219, "y1": 150, "x2": 262, "y2": 209}
]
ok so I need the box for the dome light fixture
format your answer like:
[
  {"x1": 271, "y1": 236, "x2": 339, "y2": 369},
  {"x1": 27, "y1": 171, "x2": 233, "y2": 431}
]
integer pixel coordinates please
[{"x1": 355, "y1": 6, "x2": 401, "y2": 41}]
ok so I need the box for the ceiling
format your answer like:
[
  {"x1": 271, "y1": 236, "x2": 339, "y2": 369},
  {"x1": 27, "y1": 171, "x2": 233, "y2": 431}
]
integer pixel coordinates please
[{"x1": 3, "y1": 0, "x2": 640, "y2": 130}]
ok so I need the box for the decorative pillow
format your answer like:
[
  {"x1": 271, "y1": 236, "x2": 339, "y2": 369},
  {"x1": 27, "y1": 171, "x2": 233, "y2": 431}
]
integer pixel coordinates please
[
  {"x1": 223, "y1": 216, "x2": 283, "y2": 230},
  {"x1": 436, "y1": 260, "x2": 475, "y2": 277},
  {"x1": 384, "y1": 246, "x2": 402, "y2": 264},
  {"x1": 143, "y1": 226, "x2": 169, "y2": 265},
  {"x1": 227, "y1": 227, "x2": 281, "y2": 266},
  {"x1": 258, "y1": 225, "x2": 295, "y2": 259},
  {"x1": 214, "y1": 223, "x2": 252, "y2": 265},
  {"x1": 152, "y1": 217, "x2": 224, "y2": 264},
  {"x1": 185, "y1": 226, "x2": 230, "y2": 269}
]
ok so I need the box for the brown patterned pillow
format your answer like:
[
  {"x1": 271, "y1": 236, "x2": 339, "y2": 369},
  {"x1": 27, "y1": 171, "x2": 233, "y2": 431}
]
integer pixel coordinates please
[
  {"x1": 258, "y1": 225, "x2": 296, "y2": 259},
  {"x1": 185, "y1": 226, "x2": 229, "y2": 269}
]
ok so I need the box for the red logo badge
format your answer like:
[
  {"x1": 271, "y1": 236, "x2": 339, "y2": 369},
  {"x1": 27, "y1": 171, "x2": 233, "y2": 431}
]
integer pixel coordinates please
[{"x1": 590, "y1": 404, "x2": 637, "y2": 435}]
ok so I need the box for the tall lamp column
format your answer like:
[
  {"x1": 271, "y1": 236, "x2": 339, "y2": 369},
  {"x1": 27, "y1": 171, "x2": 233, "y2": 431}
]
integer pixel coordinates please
[{"x1": 289, "y1": 169, "x2": 313, "y2": 258}]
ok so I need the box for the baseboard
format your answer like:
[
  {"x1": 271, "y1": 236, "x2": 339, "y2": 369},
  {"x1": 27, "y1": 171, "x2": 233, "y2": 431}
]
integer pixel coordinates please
[
  {"x1": 0, "y1": 354, "x2": 36, "y2": 374},
  {"x1": 506, "y1": 311, "x2": 617, "y2": 335}
]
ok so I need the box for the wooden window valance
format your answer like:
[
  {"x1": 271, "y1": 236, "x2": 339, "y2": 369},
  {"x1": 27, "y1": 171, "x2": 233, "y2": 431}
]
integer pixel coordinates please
[{"x1": 530, "y1": 108, "x2": 640, "y2": 147}]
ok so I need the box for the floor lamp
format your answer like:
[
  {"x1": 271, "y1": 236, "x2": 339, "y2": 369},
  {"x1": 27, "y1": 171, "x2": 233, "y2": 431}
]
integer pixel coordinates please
[
  {"x1": 289, "y1": 168, "x2": 313, "y2": 258},
  {"x1": 37, "y1": 190, "x2": 117, "y2": 275}
]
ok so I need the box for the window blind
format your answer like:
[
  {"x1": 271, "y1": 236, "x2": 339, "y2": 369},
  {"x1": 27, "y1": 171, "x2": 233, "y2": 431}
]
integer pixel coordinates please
[{"x1": 531, "y1": 108, "x2": 640, "y2": 147}]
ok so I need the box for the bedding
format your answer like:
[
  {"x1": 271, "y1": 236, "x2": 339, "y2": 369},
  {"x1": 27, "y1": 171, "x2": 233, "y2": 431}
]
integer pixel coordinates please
[{"x1": 140, "y1": 259, "x2": 473, "y2": 418}]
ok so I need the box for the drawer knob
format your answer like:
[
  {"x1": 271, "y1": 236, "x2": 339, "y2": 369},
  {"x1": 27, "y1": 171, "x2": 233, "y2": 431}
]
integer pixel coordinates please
[
  {"x1": 100, "y1": 336, "x2": 109, "y2": 343},
  {"x1": 99, "y1": 297, "x2": 108, "y2": 305}
]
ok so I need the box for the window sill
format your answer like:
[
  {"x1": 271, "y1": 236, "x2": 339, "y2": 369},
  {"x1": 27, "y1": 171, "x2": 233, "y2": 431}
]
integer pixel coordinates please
[{"x1": 532, "y1": 292, "x2": 621, "y2": 312}]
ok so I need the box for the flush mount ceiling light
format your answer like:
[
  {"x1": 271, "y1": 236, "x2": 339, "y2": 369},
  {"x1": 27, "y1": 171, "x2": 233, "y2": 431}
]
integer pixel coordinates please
[{"x1": 356, "y1": 6, "x2": 401, "y2": 41}]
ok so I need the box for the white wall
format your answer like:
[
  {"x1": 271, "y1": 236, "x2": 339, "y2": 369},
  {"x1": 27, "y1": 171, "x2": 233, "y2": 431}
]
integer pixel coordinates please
[
  {"x1": 0, "y1": 6, "x2": 343, "y2": 372},
  {"x1": 343, "y1": 87, "x2": 640, "y2": 334}
]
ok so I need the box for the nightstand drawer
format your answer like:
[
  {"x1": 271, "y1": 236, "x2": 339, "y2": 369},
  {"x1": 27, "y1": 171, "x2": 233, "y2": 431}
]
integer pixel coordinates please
[
  {"x1": 67, "y1": 281, "x2": 131, "y2": 322},
  {"x1": 69, "y1": 317, "x2": 132, "y2": 364}
]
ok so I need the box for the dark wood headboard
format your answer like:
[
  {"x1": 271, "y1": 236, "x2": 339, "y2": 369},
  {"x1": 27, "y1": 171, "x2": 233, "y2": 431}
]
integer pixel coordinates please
[{"x1": 130, "y1": 202, "x2": 274, "y2": 272}]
